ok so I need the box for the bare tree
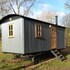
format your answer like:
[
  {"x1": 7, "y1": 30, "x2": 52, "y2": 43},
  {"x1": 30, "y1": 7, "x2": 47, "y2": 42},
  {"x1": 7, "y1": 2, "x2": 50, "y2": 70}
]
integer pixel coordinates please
[
  {"x1": 61, "y1": 13, "x2": 70, "y2": 46},
  {"x1": 61, "y1": 13, "x2": 70, "y2": 27},
  {"x1": 0, "y1": 0, "x2": 10, "y2": 17},
  {"x1": 36, "y1": 10, "x2": 57, "y2": 24},
  {"x1": 65, "y1": 0, "x2": 70, "y2": 10},
  {"x1": 0, "y1": 0, "x2": 36, "y2": 18},
  {"x1": 9, "y1": 0, "x2": 36, "y2": 15}
]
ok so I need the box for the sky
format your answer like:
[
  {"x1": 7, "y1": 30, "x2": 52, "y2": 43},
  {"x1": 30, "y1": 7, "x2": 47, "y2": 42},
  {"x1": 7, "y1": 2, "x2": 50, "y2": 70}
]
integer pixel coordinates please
[
  {"x1": 32, "y1": 0, "x2": 69, "y2": 16},
  {"x1": 1, "y1": 0, "x2": 69, "y2": 26},
  {"x1": 30, "y1": 0, "x2": 69, "y2": 25}
]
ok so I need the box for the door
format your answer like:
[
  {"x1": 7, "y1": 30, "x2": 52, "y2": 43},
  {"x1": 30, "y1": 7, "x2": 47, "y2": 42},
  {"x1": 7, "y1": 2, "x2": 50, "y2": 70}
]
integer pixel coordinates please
[{"x1": 50, "y1": 25, "x2": 56, "y2": 49}]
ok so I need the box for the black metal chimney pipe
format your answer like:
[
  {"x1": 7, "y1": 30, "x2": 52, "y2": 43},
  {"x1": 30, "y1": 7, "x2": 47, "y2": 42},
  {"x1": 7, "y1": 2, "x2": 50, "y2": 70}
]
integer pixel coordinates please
[{"x1": 55, "y1": 16, "x2": 58, "y2": 25}]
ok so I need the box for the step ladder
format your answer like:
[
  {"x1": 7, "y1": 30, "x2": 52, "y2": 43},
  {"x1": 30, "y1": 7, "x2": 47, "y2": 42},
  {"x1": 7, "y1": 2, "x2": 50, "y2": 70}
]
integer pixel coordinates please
[{"x1": 51, "y1": 49, "x2": 66, "y2": 61}]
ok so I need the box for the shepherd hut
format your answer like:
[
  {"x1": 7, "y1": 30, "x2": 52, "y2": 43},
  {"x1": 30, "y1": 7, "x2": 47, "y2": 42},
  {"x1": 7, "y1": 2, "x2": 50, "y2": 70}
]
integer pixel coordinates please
[{"x1": 0, "y1": 14, "x2": 66, "y2": 62}]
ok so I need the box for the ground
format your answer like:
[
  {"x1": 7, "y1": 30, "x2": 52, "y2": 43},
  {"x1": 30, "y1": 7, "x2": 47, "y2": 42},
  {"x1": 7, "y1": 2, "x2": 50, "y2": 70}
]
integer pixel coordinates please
[
  {"x1": 26, "y1": 48, "x2": 70, "y2": 70},
  {"x1": 0, "y1": 42, "x2": 32, "y2": 70},
  {"x1": 0, "y1": 41, "x2": 70, "y2": 70}
]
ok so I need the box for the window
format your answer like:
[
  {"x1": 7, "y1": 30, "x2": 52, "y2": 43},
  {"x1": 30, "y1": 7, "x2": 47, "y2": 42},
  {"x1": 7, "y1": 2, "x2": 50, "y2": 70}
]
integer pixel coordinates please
[
  {"x1": 35, "y1": 24, "x2": 42, "y2": 38},
  {"x1": 8, "y1": 24, "x2": 14, "y2": 38}
]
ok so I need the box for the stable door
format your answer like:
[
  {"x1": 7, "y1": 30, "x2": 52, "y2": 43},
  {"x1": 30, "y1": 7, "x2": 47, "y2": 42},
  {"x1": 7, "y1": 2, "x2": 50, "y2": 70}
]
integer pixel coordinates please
[{"x1": 50, "y1": 25, "x2": 56, "y2": 49}]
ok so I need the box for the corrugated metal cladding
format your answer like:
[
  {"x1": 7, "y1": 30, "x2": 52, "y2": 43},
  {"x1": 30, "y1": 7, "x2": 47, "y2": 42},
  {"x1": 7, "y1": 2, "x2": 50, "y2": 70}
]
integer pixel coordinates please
[
  {"x1": 1, "y1": 14, "x2": 66, "y2": 55},
  {"x1": 24, "y1": 18, "x2": 50, "y2": 54},
  {"x1": 56, "y1": 27, "x2": 66, "y2": 49},
  {"x1": 24, "y1": 18, "x2": 66, "y2": 54}
]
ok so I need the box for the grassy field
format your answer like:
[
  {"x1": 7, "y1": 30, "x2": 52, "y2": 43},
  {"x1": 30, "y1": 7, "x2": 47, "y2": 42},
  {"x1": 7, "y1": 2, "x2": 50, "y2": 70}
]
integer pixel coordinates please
[{"x1": 1, "y1": 41, "x2": 70, "y2": 70}]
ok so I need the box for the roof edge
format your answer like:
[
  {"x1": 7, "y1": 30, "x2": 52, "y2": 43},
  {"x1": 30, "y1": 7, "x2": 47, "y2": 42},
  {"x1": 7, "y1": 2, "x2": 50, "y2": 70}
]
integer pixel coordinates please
[{"x1": 0, "y1": 14, "x2": 66, "y2": 28}]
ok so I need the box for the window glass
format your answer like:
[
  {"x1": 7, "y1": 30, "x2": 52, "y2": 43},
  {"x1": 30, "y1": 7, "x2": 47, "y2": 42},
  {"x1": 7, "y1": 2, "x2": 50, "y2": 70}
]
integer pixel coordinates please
[
  {"x1": 8, "y1": 24, "x2": 14, "y2": 38},
  {"x1": 35, "y1": 24, "x2": 42, "y2": 38}
]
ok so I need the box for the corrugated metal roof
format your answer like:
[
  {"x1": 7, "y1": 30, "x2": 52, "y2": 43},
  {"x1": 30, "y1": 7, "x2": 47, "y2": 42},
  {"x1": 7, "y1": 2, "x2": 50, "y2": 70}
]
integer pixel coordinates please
[{"x1": 0, "y1": 14, "x2": 66, "y2": 28}]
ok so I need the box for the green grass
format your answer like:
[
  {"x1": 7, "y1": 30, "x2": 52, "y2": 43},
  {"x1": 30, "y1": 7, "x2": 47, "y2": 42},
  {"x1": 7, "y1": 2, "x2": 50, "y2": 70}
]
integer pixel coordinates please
[
  {"x1": 0, "y1": 41, "x2": 2, "y2": 47},
  {"x1": 0, "y1": 41, "x2": 32, "y2": 70},
  {"x1": 1, "y1": 40, "x2": 70, "y2": 70},
  {"x1": 33, "y1": 54, "x2": 70, "y2": 70},
  {"x1": 1, "y1": 52, "x2": 70, "y2": 70},
  {"x1": 0, "y1": 52, "x2": 32, "y2": 70}
]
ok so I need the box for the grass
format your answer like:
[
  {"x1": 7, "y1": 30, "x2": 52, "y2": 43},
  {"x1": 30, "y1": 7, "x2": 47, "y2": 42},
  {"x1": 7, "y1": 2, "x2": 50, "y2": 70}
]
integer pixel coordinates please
[
  {"x1": 0, "y1": 53, "x2": 32, "y2": 69},
  {"x1": 0, "y1": 41, "x2": 70, "y2": 70},
  {"x1": 33, "y1": 54, "x2": 70, "y2": 70},
  {"x1": 0, "y1": 52, "x2": 32, "y2": 70},
  {"x1": 0, "y1": 41, "x2": 32, "y2": 70},
  {"x1": 0, "y1": 40, "x2": 2, "y2": 47}
]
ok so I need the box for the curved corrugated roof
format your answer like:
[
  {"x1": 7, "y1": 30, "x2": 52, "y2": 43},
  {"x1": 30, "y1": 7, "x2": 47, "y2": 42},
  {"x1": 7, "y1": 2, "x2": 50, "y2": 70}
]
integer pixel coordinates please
[
  {"x1": 0, "y1": 14, "x2": 66, "y2": 28},
  {"x1": 0, "y1": 14, "x2": 24, "y2": 24}
]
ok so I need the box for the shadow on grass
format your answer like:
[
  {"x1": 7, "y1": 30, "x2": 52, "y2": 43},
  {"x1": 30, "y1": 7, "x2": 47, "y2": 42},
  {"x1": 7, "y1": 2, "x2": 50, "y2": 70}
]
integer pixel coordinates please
[
  {"x1": 9, "y1": 66, "x2": 25, "y2": 70},
  {"x1": 9, "y1": 52, "x2": 55, "y2": 70},
  {"x1": 61, "y1": 46, "x2": 70, "y2": 57}
]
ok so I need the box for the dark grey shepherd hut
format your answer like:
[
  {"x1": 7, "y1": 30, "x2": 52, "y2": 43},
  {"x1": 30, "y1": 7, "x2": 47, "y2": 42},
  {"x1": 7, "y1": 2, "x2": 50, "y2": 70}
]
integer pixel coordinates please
[{"x1": 0, "y1": 14, "x2": 66, "y2": 62}]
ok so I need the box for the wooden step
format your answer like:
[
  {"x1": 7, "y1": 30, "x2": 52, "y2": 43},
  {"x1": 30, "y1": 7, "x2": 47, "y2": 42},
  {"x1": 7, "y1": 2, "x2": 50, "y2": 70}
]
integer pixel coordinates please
[
  {"x1": 56, "y1": 52, "x2": 60, "y2": 56},
  {"x1": 51, "y1": 49, "x2": 66, "y2": 61},
  {"x1": 61, "y1": 57, "x2": 66, "y2": 61},
  {"x1": 60, "y1": 55, "x2": 63, "y2": 59}
]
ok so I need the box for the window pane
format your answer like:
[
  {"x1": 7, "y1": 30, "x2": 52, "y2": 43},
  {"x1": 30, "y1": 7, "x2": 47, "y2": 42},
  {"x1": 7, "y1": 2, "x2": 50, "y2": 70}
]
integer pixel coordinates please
[
  {"x1": 8, "y1": 24, "x2": 14, "y2": 37},
  {"x1": 11, "y1": 31, "x2": 13, "y2": 35},
  {"x1": 35, "y1": 24, "x2": 42, "y2": 38},
  {"x1": 9, "y1": 31, "x2": 11, "y2": 36},
  {"x1": 11, "y1": 25, "x2": 13, "y2": 30},
  {"x1": 9, "y1": 25, "x2": 11, "y2": 30}
]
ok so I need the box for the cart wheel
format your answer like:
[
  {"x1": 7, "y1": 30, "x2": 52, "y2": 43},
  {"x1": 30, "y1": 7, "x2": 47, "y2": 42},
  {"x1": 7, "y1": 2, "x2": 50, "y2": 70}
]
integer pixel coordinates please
[{"x1": 32, "y1": 56, "x2": 40, "y2": 64}]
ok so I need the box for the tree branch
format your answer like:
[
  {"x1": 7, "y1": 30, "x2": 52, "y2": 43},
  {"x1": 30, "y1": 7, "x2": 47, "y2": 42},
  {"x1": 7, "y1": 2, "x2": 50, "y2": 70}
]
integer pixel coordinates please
[
  {"x1": 23, "y1": 0, "x2": 35, "y2": 16},
  {"x1": 19, "y1": 0, "x2": 26, "y2": 8},
  {"x1": 9, "y1": 0, "x2": 16, "y2": 14}
]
